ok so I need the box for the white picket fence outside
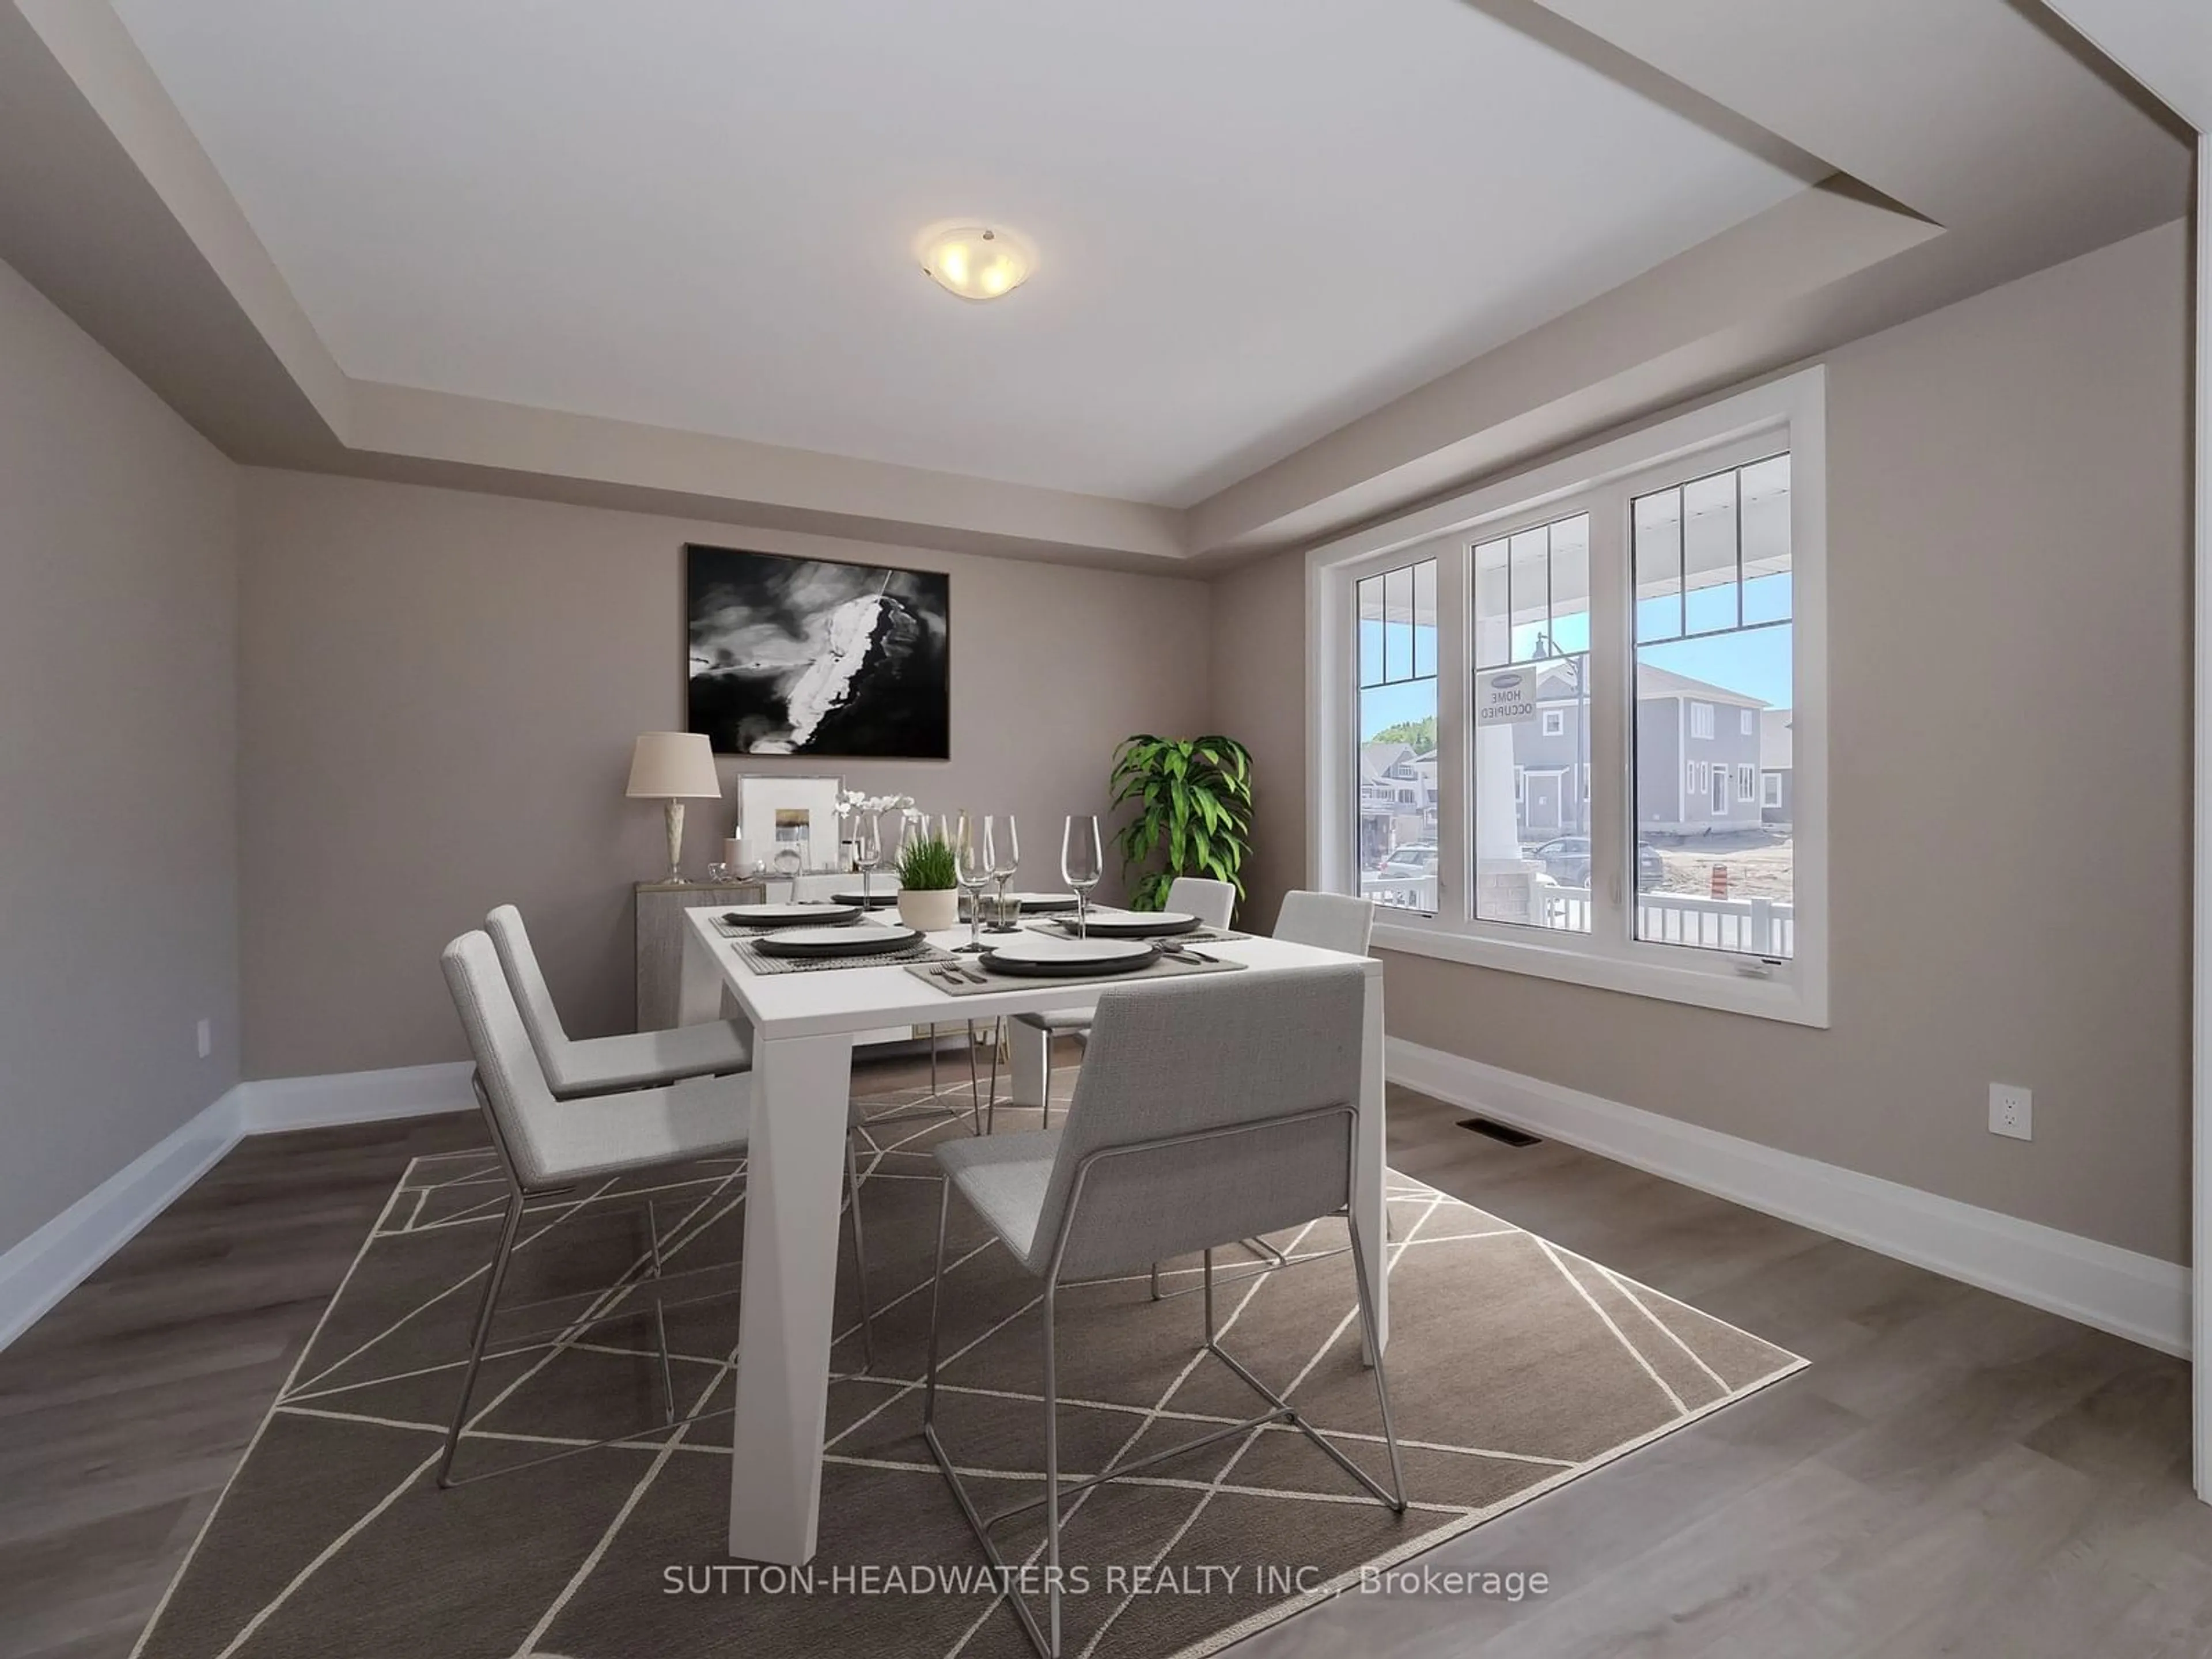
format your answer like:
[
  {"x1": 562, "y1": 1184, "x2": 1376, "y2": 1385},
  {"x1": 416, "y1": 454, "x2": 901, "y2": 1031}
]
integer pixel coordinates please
[
  {"x1": 1360, "y1": 870, "x2": 1439, "y2": 911},
  {"x1": 1541, "y1": 886, "x2": 1794, "y2": 957},
  {"x1": 1356, "y1": 872, "x2": 1793, "y2": 959}
]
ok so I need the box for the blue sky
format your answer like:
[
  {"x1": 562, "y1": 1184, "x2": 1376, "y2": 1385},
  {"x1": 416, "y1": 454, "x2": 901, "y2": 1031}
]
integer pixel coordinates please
[{"x1": 1359, "y1": 572, "x2": 1792, "y2": 743}]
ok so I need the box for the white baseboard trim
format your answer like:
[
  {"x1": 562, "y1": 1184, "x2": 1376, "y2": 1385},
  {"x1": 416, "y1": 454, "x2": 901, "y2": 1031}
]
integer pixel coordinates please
[
  {"x1": 235, "y1": 1061, "x2": 476, "y2": 1134},
  {"x1": 0, "y1": 1063, "x2": 475, "y2": 1353},
  {"x1": 1389, "y1": 1037, "x2": 2191, "y2": 1358},
  {"x1": 0, "y1": 1086, "x2": 244, "y2": 1351}
]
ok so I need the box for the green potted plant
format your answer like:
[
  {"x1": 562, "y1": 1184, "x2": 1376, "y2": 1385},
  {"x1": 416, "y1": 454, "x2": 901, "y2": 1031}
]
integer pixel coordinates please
[
  {"x1": 894, "y1": 830, "x2": 960, "y2": 932},
  {"x1": 1109, "y1": 734, "x2": 1255, "y2": 910}
]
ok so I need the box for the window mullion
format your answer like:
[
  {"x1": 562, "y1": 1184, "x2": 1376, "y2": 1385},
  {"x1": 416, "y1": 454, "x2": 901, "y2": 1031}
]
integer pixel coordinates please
[
  {"x1": 1586, "y1": 484, "x2": 1631, "y2": 948},
  {"x1": 1434, "y1": 551, "x2": 1469, "y2": 921}
]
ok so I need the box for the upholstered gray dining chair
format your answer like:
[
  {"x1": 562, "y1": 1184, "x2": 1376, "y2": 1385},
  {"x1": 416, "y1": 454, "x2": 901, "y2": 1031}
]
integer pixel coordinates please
[
  {"x1": 437, "y1": 930, "x2": 877, "y2": 1486},
  {"x1": 998, "y1": 874, "x2": 1238, "y2": 1127},
  {"x1": 487, "y1": 904, "x2": 752, "y2": 1099},
  {"x1": 922, "y1": 967, "x2": 1406, "y2": 1657},
  {"x1": 1274, "y1": 889, "x2": 1377, "y2": 956}
]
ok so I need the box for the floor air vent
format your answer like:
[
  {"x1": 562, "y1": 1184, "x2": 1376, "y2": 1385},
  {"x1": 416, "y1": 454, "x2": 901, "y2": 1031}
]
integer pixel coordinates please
[{"x1": 1458, "y1": 1116, "x2": 1541, "y2": 1148}]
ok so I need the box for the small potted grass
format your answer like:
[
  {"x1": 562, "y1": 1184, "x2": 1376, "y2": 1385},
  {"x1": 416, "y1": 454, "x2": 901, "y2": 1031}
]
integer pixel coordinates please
[{"x1": 895, "y1": 830, "x2": 960, "y2": 933}]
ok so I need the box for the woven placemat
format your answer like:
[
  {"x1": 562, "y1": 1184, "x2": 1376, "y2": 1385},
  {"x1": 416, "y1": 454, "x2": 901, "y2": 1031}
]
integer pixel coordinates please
[
  {"x1": 713, "y1": 921, "x2": 956, "y2": 975},
  {"x1": 902, "y1": 952, "x2": 1248, "y2": 997}
]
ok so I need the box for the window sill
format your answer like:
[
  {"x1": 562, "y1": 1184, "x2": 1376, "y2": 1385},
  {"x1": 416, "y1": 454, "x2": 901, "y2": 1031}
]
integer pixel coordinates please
[{"x1": 1369, "y1": 918, "x2": 1829, "y2": 1028}]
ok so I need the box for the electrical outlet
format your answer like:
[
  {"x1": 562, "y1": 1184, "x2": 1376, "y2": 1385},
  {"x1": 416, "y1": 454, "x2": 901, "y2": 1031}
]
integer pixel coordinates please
[
  {"x1": 1988, "y1": 1082, "x2": 2031, "y2": 1141},
  {"x1": 196, "y1": 1018, "x2": 213, "y2": 1060}
]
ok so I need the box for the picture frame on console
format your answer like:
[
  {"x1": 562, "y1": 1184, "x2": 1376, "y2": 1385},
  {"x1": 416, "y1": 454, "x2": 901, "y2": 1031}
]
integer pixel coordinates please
[{"x1": 733, "y1": 774, "x2": 844, "y2": 874}]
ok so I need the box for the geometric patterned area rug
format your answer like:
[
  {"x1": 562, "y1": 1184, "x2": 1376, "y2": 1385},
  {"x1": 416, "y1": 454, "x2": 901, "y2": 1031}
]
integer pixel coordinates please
[{"x1": 130, "y1": 1069, "x2": 1804, "y2": 1659}]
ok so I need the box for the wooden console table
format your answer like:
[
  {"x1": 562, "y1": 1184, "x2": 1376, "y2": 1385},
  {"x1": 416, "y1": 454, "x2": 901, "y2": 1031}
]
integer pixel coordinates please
[{"x1": 635, "y1": 878, "x2": 763, "y2": 1029}]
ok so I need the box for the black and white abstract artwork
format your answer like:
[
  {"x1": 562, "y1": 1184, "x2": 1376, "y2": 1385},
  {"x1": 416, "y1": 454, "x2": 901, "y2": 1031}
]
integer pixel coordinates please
[{"x1": 684, "y1": 544, "x2": 950, "y2": 757}]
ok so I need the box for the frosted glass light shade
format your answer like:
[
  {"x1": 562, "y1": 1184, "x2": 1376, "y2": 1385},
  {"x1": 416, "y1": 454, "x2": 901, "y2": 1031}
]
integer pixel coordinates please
[{"x1": 919, "y1": 224, "x2": 1033, "y2": 301}]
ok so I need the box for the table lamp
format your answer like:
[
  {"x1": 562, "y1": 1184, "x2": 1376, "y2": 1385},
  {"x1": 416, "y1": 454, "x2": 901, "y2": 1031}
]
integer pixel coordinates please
[{"x1": 627, "y1": 732, "x2": 721, "y2": 883}]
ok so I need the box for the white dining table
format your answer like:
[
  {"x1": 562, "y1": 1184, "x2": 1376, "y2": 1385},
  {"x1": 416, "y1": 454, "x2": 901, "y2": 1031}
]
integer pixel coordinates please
[{"x1": 675, "y1": 908, "x2": 1388, "y2": 1566}]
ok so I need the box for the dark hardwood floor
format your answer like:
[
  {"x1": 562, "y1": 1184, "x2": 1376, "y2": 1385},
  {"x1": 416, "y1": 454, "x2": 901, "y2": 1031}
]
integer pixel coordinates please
[{"x1": 2, "y1": 1066, "x2": 2206, "y2": 1658}]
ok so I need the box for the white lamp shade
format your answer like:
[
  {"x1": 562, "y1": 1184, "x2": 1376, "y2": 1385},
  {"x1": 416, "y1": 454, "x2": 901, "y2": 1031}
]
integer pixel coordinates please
[{"x1": 626, "y1": 732, "x2": 721, "y2": 800}]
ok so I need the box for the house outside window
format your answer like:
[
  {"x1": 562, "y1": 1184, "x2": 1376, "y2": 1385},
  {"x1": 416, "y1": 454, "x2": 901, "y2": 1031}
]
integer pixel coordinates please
[
  {"x1": 1354, "y1": 556, "x2": 1439, "y2": 910},
  {"x1": 1312, "y1": 369, "x2": 1826, "y2": 1026}
]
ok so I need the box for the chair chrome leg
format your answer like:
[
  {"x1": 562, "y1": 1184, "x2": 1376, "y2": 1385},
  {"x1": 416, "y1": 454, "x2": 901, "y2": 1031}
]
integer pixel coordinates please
[
  {"x1": 1344, "y1": 1209, "x2": 1408, "y2": 1514},
  {"x1": 929, "y1": 1020, "x2": 940, "y2": 1099},
  {"x1": 986, "y1": 1017, "x2": 1001, "y2": 1135},
  {"x1": 922, "y1": 1170, "x2": 1058, "y2": 1656},
  {"x1": 965, "y1": 1020, "x2": 984, "y2": 1135},
  {"x1": 438, "y1": 1190, "x2": 526, "y2": 1488},
  {"x1": 846, "y1": 1134, "x2": 876, "y2": 1376},
  {"x1": 1150, "y1": 1260, "x2": 1162, "y2": 1300},
  {"x1": 1042, "y1": 1278, "x2": 1064, "y2": 1658},
  {"x1": 647, "y1": 1197, "x2": 676, "y2": 1424},
  {"x1": 1239, "y1": 1235, "x2": 1290, "y2": 1268},
  {"x1": 921, "y1": 1177, "x2": 952, "y2": 1427}
]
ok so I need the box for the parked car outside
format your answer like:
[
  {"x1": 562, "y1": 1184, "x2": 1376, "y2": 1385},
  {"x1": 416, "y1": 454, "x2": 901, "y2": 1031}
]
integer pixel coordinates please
[
  {"x1": 1524, "y1": 836, "x2": 1664, "y2": 891},
  {"x1": 1368, "y1": 842, "x2": 1438, "y2": 910},
  {"x1": 1376, "y1": 843, "x2": 1437, "y2": 879}
]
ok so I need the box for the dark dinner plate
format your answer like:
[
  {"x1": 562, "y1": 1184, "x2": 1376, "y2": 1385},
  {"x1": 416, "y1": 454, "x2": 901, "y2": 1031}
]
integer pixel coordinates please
[
  {"x1": 722, "y1": 903, "x2": 862, "y2": 929},
  {"x1": 1052, "y1": 910, "x2": 1201, "y2": 938},
  {"x1": 1000, "y1": 892, "x2": 1081, "y2": 914},
  {"x1": 979, "y1": 937, "x2": 1160, "y2": 978},
  {"x1": 830, "y1": 891, "x2": 902, "y2": 909},
  {"x1": 753, "y1": 925, "x2": 923, "y2": 959}
]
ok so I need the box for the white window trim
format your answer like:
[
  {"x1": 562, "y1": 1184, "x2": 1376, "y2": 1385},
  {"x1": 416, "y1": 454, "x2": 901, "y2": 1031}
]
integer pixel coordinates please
[
  {"x1": 1762, "y1": 771, "x2": 1783, "y2": 808},
  {"x1": 1740, "y1": 707, "x2": 1755, "y2": 737},
  {"x1": 1541, "y1": 708, "x2": 1565, "y2": 737},
  {"x1": 1306, "y1": 367, "x2": 1828, "y2": 1027},
  {"x1": 1738, "y1": 763, "x2": 1758, "y2": 798},
  {"x1": 1690, "y1": 702, "x2": 1715, "y2": 740}
]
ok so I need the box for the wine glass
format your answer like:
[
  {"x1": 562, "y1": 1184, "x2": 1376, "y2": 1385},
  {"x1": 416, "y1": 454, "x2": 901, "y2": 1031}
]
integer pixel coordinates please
[
  {"x1": 772, "y1": 844, "x2": 802, "y2": 904},
  {"x1": 954, "y1": 813, "x2": 995, "y2": 953},
  {"x1": 988, "y1": 814, "x2": 1021, "y2": 931},
  {"x1": 1060, "y1": 815, "x2": 1103, "y2": 940},
  {"x1": 853, "y1": 810, "x2": 882, "y2": 910}
]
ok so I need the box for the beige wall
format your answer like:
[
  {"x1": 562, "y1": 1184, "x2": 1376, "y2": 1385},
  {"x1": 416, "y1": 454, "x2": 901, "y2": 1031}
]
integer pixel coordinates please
[
  {"x1": 1207, "y1": 552, "x2": 1310, "y2": 934},
  {"x1": 0, "y1": 255, "x2": 238, "y2": 1255},
  {"x1": 1217, "y1": 218, "x2": 2192, "y2": 1263},
  {"x1": 236, "y1": 472, "x2": 1214, "y2": 1078}
]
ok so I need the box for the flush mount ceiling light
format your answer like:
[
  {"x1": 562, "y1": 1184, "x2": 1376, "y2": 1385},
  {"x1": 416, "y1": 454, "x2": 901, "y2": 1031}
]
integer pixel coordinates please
[{"x1": 917, "y1": 223, "x2": 1034, "y2": 301}]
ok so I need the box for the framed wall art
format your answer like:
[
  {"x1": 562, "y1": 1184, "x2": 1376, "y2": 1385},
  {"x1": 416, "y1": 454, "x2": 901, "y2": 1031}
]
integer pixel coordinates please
[{"x1": 686, "y1": 544, "x2": 950, "y2": 758}]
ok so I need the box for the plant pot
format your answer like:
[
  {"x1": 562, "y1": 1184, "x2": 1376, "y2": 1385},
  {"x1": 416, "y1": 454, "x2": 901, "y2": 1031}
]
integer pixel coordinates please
[{"x1": 896, "y1": 888, "x2": 960, "y2": 932}]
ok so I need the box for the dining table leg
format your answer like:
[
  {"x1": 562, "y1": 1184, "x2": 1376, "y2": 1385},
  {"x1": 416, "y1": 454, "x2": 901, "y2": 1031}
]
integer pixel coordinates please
[
  {"x1": 727, "y1": 1029, "x2": 855, "y2": 1565},
  {"x1": 677, "y1": 921, "x2": 725, "y2": 1025},
  {"x1": 1355, "y1": 969, "x2": 1389, "y2": 1363},
  {"x1": 1007, "y1": 1012, "x2": 1051, "y2": 1109}
]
